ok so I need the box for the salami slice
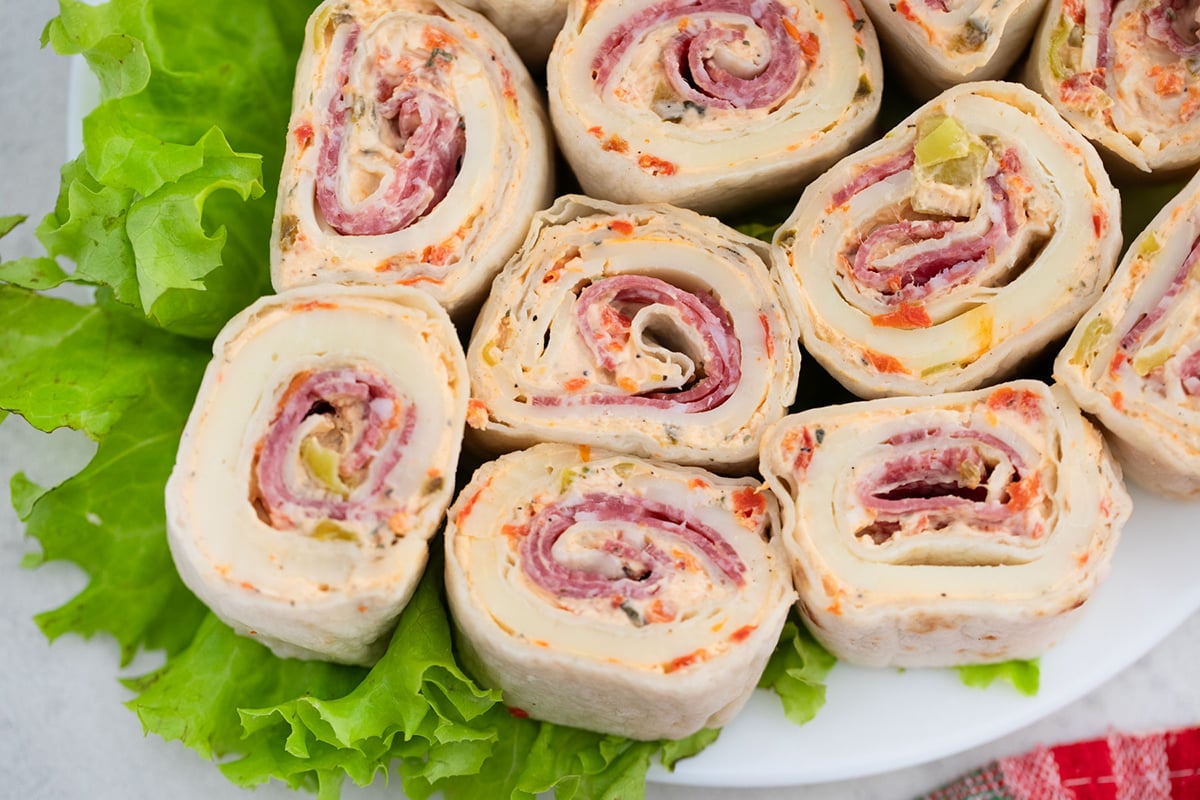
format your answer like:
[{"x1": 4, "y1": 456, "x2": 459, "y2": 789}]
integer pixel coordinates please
[
  {"x1": 465, "y1": 195, "x2": 801, "y2": 472},
  {"x1": 165, "y1": 286, "x2": 468, "y2": 665},
  {"x1": 759, "y1": 381, "x2": 1131, "y2": 667},
  {"x1": 444, "y1": 443, "x2": 794, "y2": 739},
  {"x1": 546, "y1": 0, "x2": 883, "y2": 213},
  {"x1": 271, "y1": 0, "x2": 554, "y2": 316},
  {"x1": 772, "y1": 81, "x2": 1121, "y2": 397}
]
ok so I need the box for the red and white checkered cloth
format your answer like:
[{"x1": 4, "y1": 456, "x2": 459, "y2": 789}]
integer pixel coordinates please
[{"x1": 918, "y1": 727, "x2": 1200, "y2": 800}]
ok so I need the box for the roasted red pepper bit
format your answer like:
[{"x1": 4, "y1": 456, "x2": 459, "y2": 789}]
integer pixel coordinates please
[
  {"x1": 986, "y1": 387, "x2": 1043, "y2": 421},
  {"x1": 870, "y1": 304, "x2": 932, "y2": 329},
  {"x1": 1007, "y1": 474, "x2": 1042, "y2": 511},
  {"x1": 732, "y1": 486, "x2": 766, "y2": 522},
  {"x1": 864, "y1": 348, "x2": 908, "y2": 374}
]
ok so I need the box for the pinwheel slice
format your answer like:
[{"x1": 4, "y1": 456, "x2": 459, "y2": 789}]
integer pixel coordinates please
[
  {"x1": 546, "y1": 0, "x2": 883, "y2": 214},
  {"x1": 456, "y1": 0, "x2": 569, "y2": 64},
  {"x1": 165, "y1": 286, "x2": 468, "y2": 665},
  {"x1": 1025, "y1": 0, "x2": 1200, "y2": 175},
  {"x1": 1056, "y1": 169, "x2": 1200, "y2": 498},
  {"x1": 465, "y1": 195, "x2": 802, "y2": 472},
  {"x1": 861, "y1": 0, "x2": 1048, "y2": 96},
  {"x1": 759, "y1": 380, "x2": 1130, "y2": 667},
  {"x1": 271, "y1": 0, "x2": 554, "y2": 317},
  {"x1": 771, "y1": 81, "x2": 1121, "y2": 398},
  {"x1": 444, "y1": 443, "x2": 794, "y2": 739}
]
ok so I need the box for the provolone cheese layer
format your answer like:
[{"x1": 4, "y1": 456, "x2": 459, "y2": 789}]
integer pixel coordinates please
[
  {"x1": 465, "y1": 195, "x2": 801, "y2": 472},
  {"x1": 759, "y1": 380, "x2": 1130, "y2": 667},
  {"x1": 165, "y1": 286, "x2": 468, "y2": 665},
  {"x1": 546, "y1": 0, "x2": 883, "y2": 214},
  {"x1": 1025, "y1": 0, "x2": 1200, "y2": 174},
  {"x1": 271, "y1": 0, "x2": 554, "y2": 316},
  {"x1": 771, "y1": 81, "x2": 1121, "y2": 398},
  {"x1": 1056, "y1": 169, "x2": 1200, "y2": 498},
  {"x1": 444, "y1": 443, "x2": 794, "y2": 740}
]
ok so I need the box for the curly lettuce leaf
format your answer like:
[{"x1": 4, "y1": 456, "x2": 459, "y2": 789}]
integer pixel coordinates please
[
  {"x1": 0, "y1": 216, "x2": 65, "y2": 288},
  {"x1": 957, "y1": 659, "x2": 1041, "y2": 696},
  {"x1": 0, "y1": 286, "x2": 203, "y2": 438},
  {"x1": 226, "y1": 563, "x2": 499, "y2": 795},
  {"x1": 37, "y1": 0, "x2": 312, "y2": 338},
  {"x1": 125, "y1": 555, "x2": 718, "y2": 800},
  {"x1": 0, "y1": 214, "x2": 27, "y2": 238},
  {"x1": 124, "y1": 613, "x2": 369, "y2": 795},
  {"x1": 757, "y1": 614, "x2": 837, "y2": 726},
  {"x1": 2, "y1": 287, "x2": 211, "y2": 660}
]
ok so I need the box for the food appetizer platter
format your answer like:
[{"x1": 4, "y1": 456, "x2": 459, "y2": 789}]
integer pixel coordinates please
[{"x1": 5, "y1": 0, "x2": 1200, "y2": 795}]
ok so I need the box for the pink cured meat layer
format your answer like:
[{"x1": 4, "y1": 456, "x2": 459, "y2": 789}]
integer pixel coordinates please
[
  {"x1": 1145, "y1": 0, "x2": 1200, "y2": 59},
  {"x1": 1118, "y1": 231, "x2": 1200, "y2": 395},
  {"x1": 829, "y1": 150, "x2": 915, "y2": 207},
  {"x1": 533, "y1": 274, "x2": 742, "y2": 411},
  {"x1": 591, "y1": 0, "x2": 805, "y2": 110},
  {"x1": 314, "y1": 25, "x2": 466, "y2": 237},
  {"x1": 834, "y1": 150, "x2": 1023, "y2": 305},
  {"x1": 255, "y1": 369, "x2": 416, "y2": 528},
  {"x1": 860, "y1": 428, "x2": 1034, "y2": 531},
  {"x1": 519, "y1": 492, "x2": 747, "y2": 600}
]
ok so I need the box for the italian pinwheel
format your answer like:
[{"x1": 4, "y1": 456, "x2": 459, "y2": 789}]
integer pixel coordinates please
[
  {"x1": 772, "y1": 81, "x2": 1121, "y2": 398},
  {"x1": 861, "y1": 0, "x2": 1048, "y2": 96},
  {"x1": 1056, "y1": 169, "x2": 1200, "y2": 498},
  {"x1": 546, "y1": 0, "x2": 883, "y2": 214},
  {"x1": 271, "y1": 0, "x2": 554, "y2": 316},
  {"x1": 464, "y1": 195, "x2": 801, "y2": 472},
  {"x1": 759, "y1": 381, "x2": 1131, "y2": 667},
  {"x1": 165, "y1": 286, "x2": 468, "y2": 666},
  {"x1": 1025, "y1": 0, "x2": 1200, "y2": 175},
  {"x1": 444, "y1": 443, "x2": 795, "y2": 739}
]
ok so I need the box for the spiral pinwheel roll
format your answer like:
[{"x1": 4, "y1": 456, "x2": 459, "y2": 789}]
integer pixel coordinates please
[
  {"x1": 271, "y1": 0, "x2": 554, "y2": 316},
  {"x1": 444, "y1": 443, "x2": 794, "y2": 739},
  {"x1": 546, "y1": 0, "x2": 883, "y2": 214},
  {"x1": 1025, "y1": 0, "x2": 1200, "y2": 175},
  {"x1": 771, "y1": 81, "x2": 1121, "y2": 398},
  {"x1": 1056, "y1": 170, "x2": 1200, "y2": 498},
  {"x1": 861, "y1": 0, "x2": 1048, "y2": 96},
  {"x1": 165, "y1": 286, "x2": 468, "y2": 666},
  {"x1": 759, "y1": 380, "x2": 1130, "y2": 667},
  {"x1": 465, "y1": 195, "x2": 801, "y2": 472},
  {"x1": 456, "y1": 0, "x2": 569, "y2": 64}
]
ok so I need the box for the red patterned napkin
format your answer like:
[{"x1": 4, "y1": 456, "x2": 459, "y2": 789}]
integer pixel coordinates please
[{"x1": 918, "y1": 727, "x2": 1200, "y2": 799}]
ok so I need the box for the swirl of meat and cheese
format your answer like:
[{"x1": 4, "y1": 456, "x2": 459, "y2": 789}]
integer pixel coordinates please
[
  {"x1": 1025, "y1": 0, "x2": 1200, "y2": 175},
  {"x1": 759, "y1": 380, "x2": 1131, "y2": 667},
  {"x1": 465, "y1": 195, "x2": 801, "y2": 472},
  {"x1": 860, "y1": 0, "x2": 1048, "y2": 96},
  {"x1": 546, "y1": 0, "x2": 882, "y2": 214},
  {"x1": 444, "y1": 443, "x2": 794, "y2": 739},
  {"x1": 771, "y1": 81, "x2": 1121, "y2": 398},
  {"x1": 271, "y1": 0, "x2": 554, "y2": 316},
  {"x1": 1056, "y1": 169, "x2": 1200, "y2": 497},
  {"x1": 165, "y1": 286, "x2": 468, "y2": 665}
]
